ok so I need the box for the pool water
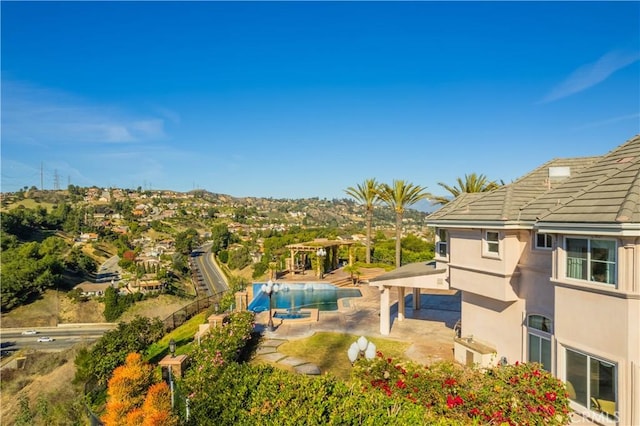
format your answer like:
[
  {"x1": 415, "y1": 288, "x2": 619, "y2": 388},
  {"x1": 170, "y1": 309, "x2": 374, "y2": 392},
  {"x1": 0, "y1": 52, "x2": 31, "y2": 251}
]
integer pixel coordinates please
[
  {"x1": 274, "y1": 311, "x2": 311, "y2": 320},
  {"x1": 248, "y1": 283, "x2": 362, "y2": 312}
]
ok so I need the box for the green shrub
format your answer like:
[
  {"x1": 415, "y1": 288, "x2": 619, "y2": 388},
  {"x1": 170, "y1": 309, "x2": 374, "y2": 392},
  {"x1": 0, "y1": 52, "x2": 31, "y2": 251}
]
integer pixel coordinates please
[{"x1": 352, "y1": 354, "x2": 570, "y2": 425}]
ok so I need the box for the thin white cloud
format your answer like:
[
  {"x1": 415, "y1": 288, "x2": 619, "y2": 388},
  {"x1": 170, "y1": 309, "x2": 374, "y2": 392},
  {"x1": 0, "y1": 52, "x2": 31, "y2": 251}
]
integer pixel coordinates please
[
  {"x1": 573, "y1": 112, "x2": 640, "y2": 131},
  {"x1": 1, "y1": 80, "x2": 167, "y2": 145},
  {"x1": 539, "y1": 49, "x2": 640, "y2": 104}
]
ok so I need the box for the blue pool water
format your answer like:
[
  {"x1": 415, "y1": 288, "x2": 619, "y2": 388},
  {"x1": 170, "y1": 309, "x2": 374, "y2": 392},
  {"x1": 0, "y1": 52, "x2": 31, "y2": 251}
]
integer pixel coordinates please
[{"x1": 248, "y1": 283, "x2": 362, "y2": 312}]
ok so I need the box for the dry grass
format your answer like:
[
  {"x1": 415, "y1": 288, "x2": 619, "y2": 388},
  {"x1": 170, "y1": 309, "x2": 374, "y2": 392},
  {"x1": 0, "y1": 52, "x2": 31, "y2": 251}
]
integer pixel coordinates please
[{"x1": 0, "y1": 345, "x2": 87, "y2": 425}]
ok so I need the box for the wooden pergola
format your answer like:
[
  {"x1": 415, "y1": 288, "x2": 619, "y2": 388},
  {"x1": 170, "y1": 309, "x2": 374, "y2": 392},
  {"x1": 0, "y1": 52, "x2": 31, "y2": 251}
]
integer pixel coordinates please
[{"x1": 285, "y1": 239, "x2": 356, "y2": 277}]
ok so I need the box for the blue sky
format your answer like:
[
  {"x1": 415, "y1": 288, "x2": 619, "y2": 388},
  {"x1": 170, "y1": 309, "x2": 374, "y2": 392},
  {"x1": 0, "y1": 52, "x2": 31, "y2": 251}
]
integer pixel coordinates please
[{"x1": 2, "y1": 1, "x2": 639, "y2": 201}]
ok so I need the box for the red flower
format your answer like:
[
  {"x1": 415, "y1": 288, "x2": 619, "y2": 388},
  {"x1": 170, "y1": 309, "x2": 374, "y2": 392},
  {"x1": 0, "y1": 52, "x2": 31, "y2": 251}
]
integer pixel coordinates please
[
  {"x1": 443, "y1": 377, "x2": 457, "y2": 388},
  {"x1": 413, "y1": 373, "x2": 420, "y2": 378},
  {"x1": 446, "y1": 394, "x2": 464, "y2": 408},
  {"x1": 469, "y1": 407, "x2": 480, "y2": 417},
  {"x1": 545, "y1": 391, "x2": 557, "y2": 402},
  {"x1": 396, "y1": 379, "x2": 407, "y2": 389}
]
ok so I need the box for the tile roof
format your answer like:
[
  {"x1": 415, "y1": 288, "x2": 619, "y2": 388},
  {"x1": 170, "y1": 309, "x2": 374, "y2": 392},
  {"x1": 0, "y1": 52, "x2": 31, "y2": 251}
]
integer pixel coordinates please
[
  {"x1": 427, "y1": 135, "x2": 640, "y2": 226},
  {"x1": 535, "y1": 135, "x2": 640, "y2": 224}
]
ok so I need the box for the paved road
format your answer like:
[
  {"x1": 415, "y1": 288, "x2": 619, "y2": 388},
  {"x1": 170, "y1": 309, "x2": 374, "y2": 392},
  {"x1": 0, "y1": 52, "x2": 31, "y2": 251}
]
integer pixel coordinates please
[
  {"x1": 193, "y1": 244, "x2": 229, "y2": 296},
  {"x1": 1, "y1": 324, "x2": 116, "y2": 353},
  {"x1": 96, "y1": 255, "x2": 121, "y2": 283}
]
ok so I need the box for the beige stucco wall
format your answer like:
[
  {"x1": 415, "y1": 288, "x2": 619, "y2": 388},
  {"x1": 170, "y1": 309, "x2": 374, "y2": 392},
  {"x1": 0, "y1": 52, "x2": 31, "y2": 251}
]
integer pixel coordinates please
[
  {"x1": 439, "y1": 226, "x2": 640, "y2": 423},
  {"x1": 448, "y1": 229, "x2": 527, "y2": 301},
  {"x1": 460, "y1": 292, "x2": 525, "y2": 366}
]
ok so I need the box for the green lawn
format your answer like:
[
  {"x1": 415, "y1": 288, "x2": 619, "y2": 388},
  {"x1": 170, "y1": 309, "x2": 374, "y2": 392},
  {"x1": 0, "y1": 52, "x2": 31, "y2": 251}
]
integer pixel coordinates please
[
  {"x1": 146, "y1": 312, "x2": 207, "y2": 363},
  {"x1": 276, "y1": 332, "x2": 409, "y2": 380}
]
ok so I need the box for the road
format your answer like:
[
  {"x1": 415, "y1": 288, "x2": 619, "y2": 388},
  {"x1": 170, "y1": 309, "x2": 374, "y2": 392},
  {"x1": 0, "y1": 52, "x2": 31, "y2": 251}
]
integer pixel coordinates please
[
  {"x1": 192, "y1": 244, "x2": 229, "y2": 297},
  {"x1": 96, "y1": 255, "x2": 121, "y2": 283},
  {"x1": 0, "y1": 324, "x2": 116, "y2": 354}
]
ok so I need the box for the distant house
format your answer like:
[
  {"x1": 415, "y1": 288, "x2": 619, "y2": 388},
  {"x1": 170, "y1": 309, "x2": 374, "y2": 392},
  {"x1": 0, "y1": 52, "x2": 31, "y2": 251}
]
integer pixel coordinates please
[
  {"x1": 79, "y1": 232, "x2": 99, "y2": 242},
  {"x1": 74, "y1": 281, "x2": 113, "y2": 297}
]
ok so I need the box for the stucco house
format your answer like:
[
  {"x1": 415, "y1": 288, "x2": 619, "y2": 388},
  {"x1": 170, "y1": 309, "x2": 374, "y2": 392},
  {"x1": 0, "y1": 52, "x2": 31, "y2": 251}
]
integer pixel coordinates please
[{"x1": 369, "y1": 135, "x2": 639, "y2": 425}]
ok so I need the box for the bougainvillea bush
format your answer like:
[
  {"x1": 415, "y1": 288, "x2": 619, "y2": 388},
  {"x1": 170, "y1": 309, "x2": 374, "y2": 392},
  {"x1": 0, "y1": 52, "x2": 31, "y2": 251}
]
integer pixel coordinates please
[
  {"x1": 181, "y1": 311, "x2": 255, "y2": 396},
  {"x1": 177, "y1": 312, "x2": 570, "y2": 425},
  {"x1": 182, "y1": 362, "x2": 460, "y2": 425},
  {"x1": 352, "y1": 352, "x2": 570, "y2": 425}
]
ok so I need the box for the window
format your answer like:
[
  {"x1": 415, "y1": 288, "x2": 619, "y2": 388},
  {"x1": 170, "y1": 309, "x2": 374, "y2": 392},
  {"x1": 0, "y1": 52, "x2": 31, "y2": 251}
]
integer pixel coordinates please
[
  {"x1": 565, "y1": 349, "x2": 617, "y2": 418},
  {"x1": 566, "y1": 238, "x2": 616, "y2": 285},
  {"x1": 527, "y1": 315, "x2": 552, "y2": 371},
  {"x1": 535, "y1": 232, "x2": 553, "y2": 249},
  {"x1": 436, "y1": 229, "x2": 448, "y2": 257},
  {"x1": 485, "y1": 231, "x2": 499, "y2": 256}
]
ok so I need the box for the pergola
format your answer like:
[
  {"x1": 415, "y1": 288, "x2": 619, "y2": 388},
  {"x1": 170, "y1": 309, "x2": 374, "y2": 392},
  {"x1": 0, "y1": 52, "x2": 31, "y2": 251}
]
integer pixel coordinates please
[{"x1": 285, "y1": 239, "x2": 356, "y2": 276}]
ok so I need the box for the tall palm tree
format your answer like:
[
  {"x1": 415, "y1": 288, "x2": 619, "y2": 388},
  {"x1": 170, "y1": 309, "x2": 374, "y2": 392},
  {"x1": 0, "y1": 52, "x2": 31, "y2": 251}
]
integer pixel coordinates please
[
  {"x1": 432, "y1": 173, "x2": 500, "y2": 205},
  {"x1": 377, "y1": 180, "x2": 430, "y2": 268},
  {"x1": 345, "y1": 178, "x2": 381, "y2": 264}
]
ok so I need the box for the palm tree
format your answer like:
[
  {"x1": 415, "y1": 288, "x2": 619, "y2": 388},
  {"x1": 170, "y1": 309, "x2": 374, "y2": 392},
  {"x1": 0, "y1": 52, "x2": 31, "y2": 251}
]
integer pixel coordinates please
[
  {"x1": 345, "y1": 178, "x2": 381, "y2": 264},
  {"x1": 432, "y1": 173, "x2": 500, "y2": 205},
  {"x1": 377, "y1": 180, "x2": 430, "y2": 268}
]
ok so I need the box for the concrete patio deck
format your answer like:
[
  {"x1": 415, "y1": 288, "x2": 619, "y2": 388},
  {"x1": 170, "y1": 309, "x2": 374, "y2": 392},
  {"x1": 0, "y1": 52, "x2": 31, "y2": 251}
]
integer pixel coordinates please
[{"x1": 254, "y1": 281, "x2": 460, "y2": 367}]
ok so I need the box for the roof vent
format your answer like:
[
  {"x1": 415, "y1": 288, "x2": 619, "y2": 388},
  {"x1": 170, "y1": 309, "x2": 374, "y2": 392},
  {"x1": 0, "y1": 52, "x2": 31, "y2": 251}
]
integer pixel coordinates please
[
  {"x1": 545, "y1": 166, "x2": 571, "y2": 190},
  {"x1": 548, "y1": 166, "x2": 570, "y2": 178}
]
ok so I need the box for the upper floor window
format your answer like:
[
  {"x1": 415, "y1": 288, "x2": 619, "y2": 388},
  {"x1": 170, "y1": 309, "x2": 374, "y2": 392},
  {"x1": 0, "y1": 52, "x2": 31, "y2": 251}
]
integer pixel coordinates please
[
  {"x1": 436, "y1": 228, "x2": 448, "y2": 257},
  {"x1": 565, "y1": 238, "x2": 616, "y2": 286},
  {"x1": 485, "y1": 231, "x2": 500, "y2": 256},
  {"x1": 535, "y1": 232, "x2": 553, "y2": 250}
]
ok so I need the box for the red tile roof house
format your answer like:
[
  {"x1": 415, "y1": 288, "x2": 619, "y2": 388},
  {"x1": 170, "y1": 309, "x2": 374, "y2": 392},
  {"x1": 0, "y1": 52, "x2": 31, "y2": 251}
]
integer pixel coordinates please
[{"x1": 370, "y1": 135, "x2": 640, "y2": 425}]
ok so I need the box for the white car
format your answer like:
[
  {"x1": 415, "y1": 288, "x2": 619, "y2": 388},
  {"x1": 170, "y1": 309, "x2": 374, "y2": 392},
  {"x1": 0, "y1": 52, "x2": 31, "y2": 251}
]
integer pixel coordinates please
[
  {"x1": 37, "y1": 336, "x2": 54, "y2": 342},
  {"x1": 21, "y1": 330, "x2": 38, "y2": 335}
]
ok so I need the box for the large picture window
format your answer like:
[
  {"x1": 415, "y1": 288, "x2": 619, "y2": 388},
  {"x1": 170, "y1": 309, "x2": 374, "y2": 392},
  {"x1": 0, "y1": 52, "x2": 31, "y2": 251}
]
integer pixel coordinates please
[
  {"x1": 527, "y1": 315, "x2": 552, "y2": 371},
  {"x1": 565, "y1": 238, "x2": 616, "y2": 285},
  {"x1": 565, "y1": 349, "x2": 617, "y2": 419}
]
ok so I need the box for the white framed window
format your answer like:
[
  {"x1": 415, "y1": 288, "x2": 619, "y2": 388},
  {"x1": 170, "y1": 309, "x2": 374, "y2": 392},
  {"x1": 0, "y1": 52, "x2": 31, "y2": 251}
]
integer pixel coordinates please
[
  {"x1": 565, "y1": 348, "x2": 617, "y2": 419},
  {"x1": 527, "y1": 314, "x2": 552, "y2": 372},
  {"x1": 484, "y1": 231, "x2": 500, "y2": 256},
  {"x1": 436, "y1": 228, "x2": 448, "y2": 257},
  {"x1": 535, "y1": 232, "x2": 553, "y2": 250},
  {"x1": 565, "y1": 237, "x2": 617, "y2": 285}
]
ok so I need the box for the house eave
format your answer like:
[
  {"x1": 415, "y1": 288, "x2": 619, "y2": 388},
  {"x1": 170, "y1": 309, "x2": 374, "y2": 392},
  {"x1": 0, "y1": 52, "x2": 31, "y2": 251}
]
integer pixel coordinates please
[
  {"x1": 426, "y1": 220, "x2": 531, "y2": 230},
  {"x1": 535, "y1": 222, "x2": 640, "y2": 237}
]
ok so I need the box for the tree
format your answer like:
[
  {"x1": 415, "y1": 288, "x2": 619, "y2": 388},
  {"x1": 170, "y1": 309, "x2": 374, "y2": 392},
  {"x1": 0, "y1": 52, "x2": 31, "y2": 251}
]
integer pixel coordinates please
[
  {"x1": 174, "y1": 228, "x2": 199, "y2": 255},
  {"x1": 102, "y1": 353, "x2": 153, "y2": 426},
  {"x1": 210, "y1": 223, "x2": 231, "y2": 254},
  {"x1": 432, "y1": 173, "x2": 500, "y2": 205},
  {"x1": 102, "y1": 352, "x2": 176, "y2": 426},
  {"x1": 344, "y1": 178, "x2": 381, "y2": 264},
  {"x1": 74, "y1": 316, "x2": 164, "y2": 386},
  {"x1": 377, "y1": 180, "x2": 430, "y2": 268},
  {"x1": 343, "y1": 264, "x2": 361, "y2": 285}
]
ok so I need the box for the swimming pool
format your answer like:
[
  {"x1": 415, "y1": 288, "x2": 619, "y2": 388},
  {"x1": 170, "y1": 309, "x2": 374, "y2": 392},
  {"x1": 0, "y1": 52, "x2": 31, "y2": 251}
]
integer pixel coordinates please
[{"x1": 248, "y1": 283, "x2": 362, "y2": 312}]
